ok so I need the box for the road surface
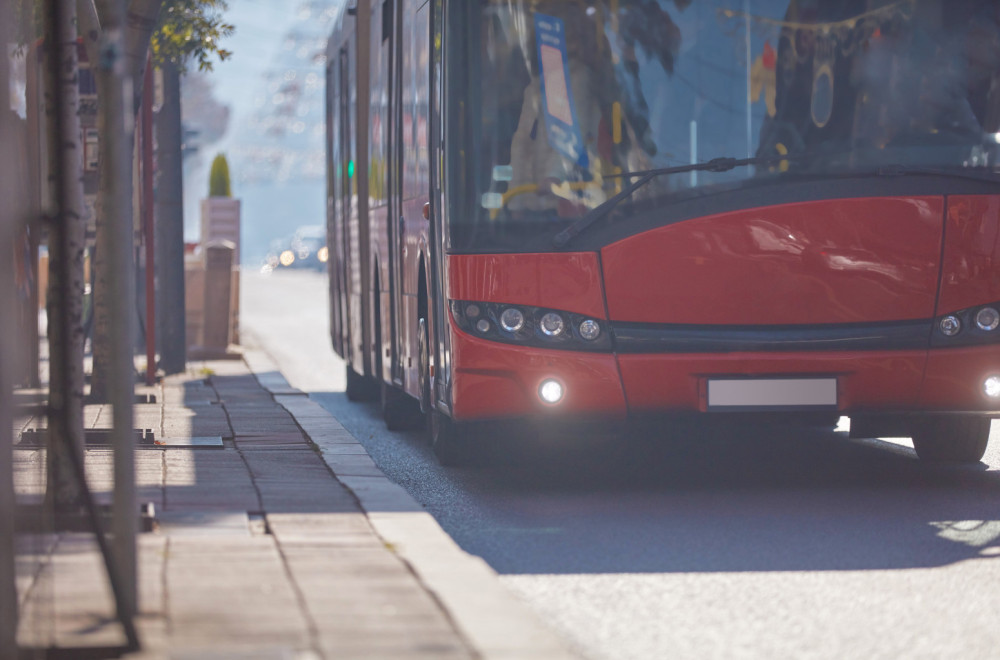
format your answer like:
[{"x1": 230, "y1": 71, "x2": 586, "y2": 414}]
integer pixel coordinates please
[{"x1": 242, "y1": 268, "x2": 1000, "y2": 660}]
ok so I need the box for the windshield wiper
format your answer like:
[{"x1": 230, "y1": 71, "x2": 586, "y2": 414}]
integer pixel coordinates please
[{"x1": 552, "y1": 153, "x2": 796, "y2": 248}]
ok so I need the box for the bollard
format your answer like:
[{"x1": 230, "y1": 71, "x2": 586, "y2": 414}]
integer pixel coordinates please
[{"x1": 202, "y1": 240, "x2": 235, "y2": 352}]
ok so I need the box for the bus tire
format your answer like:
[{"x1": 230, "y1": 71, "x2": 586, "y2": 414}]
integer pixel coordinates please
[
  {"x1": 381, "y1": 380, "x2": 421, "y2": 431},
  {"x1": 430, "y1": 409, "x2": 471, "y2": 467},
  {"x1": 418, "y1": 318, "x2": 430, "y2": 415},
  {"x1": 346, "y1": 365, "x2": 378, "y2": 402},
  {"x1": 911, "y1": 416, "x2": 991, "y2": 463}
]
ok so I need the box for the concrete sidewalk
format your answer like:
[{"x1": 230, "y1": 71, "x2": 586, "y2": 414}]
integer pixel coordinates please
[{"x1": 11, "y1": 350, "x2": 577, "y2": 659}]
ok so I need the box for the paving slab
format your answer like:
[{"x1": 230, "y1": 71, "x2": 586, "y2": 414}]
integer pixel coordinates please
[
  {"x1": 11, "y1": 348, "x2": 577, "y2": 660},
  {"x1": 245, "y1": 346, "x2": 580, "y2": 660}
]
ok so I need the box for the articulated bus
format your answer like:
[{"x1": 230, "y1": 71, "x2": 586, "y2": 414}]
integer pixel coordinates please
[{"x1": 326, "y1": 0, "x2": 1000, "y2": 465}]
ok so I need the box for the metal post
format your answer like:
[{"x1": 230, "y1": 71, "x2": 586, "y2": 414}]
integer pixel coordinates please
[
  {"x1": 689, "y1": 120, "x2": 698, "y2": 188},
  {"x1": 155, "y1": 59, "x2": 187, "y2": 374},
  {"x1": 95, "y1": 0, "x2": 138, "y2": 621},
  {"x1": 23, "y1": 24, "x2": 41, "y2": 391},
  {"x1": 143, "y1": 57, "x2": 155, "y2": 385},
  {"x1": 744, "y1": 0, "x2": 752, "y2": 159},
  {"x1": 0, "y1": 1, "x2": 21, "y2": 653}
]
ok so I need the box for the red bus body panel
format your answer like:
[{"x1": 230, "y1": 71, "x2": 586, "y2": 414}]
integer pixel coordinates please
[
  {"x1": 448, "y1": 253, "x2": 606, "y2": 318},
  {"x1": 446, "y1": 252, "x2": 622, "y2": 419},
  {"x1": 601, "y1": 197, "x2": 944, "y2": 325},
  {"x1": 938, "y1": 195, "x2": 1000, "y2": 314},
  {"x1": 449, "y1": 332, "x2": 627, "y2": 420},
  {"x1": 921, "y1": 347, "x2": 1000, "y2": 409},
  {"x1": 445, "y1": 196, "x2": 1000, "y2": 420}
]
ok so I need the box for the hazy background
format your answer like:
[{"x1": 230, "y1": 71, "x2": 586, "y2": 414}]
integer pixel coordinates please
[{"x1": 182, "y1": 0, "x2": 343, "y2": 266}]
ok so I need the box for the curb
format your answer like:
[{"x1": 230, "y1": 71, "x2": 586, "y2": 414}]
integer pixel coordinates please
[{"x1": 241, "y1": 347, "x2": 579, "y2": 660}]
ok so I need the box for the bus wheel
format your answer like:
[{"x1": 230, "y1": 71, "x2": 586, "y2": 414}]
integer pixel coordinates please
[
  {"x1": 418, "y1": 318, "x2": 430, "y2": 415},
  {"x1": 346, "y1": 365, "x2": 378, "y2": 402},
  {"x1": 430, "y1": 409, "x2": 471, "y2": 467},
  {"x1": 911, "y1": 416, "x2": 991, "y2": 463},
  {"x1": 381, "y1": 380, "x2": 421, "y2": 431}
]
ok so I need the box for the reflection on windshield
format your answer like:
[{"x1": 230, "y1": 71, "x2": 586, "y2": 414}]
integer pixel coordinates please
[{"x1": 457, "y1": 0, "x2": 1000, "y2": 247}]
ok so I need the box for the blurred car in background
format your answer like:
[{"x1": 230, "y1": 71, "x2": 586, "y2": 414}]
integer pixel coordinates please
[
  {"x1": 262, "y1": 225, "x2": 328, "y2": 273},
  {"x1": 290, "y1": 225, "x2": 328, "y2": 270}
]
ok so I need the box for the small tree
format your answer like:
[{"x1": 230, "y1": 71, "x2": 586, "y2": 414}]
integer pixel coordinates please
[{"x1": 208, "y1": 153, "x2": 231, "y2": 197}]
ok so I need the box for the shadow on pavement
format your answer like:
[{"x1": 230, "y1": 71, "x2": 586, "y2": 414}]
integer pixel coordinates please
[{"x1": 320, "y1": 393, "x2": 1000, "y2": 576}]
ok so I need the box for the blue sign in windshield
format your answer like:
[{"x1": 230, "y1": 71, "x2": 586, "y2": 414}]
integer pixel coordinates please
[{"x1": 534, "y1": 13, "x2": 589, "y2": 169}]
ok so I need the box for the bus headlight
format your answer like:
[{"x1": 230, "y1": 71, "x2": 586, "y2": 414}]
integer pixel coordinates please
[
  {"x1": 985, "y1": 375, "x2": 1000, "y2": 399},
  {"x1": 976, "y1": 307, "x2": 1000, "y2": 331},
  {"x1": 500, "y1": 307, "x2": 525, "y2": 332},
  {"x1": 940, "y1": 315, "x2": 962, "y2": 336},
  {"x1": 579, "y1": 319, "x2": 601, "y2": 341},
  {"x1": 449, "y1": 301, "x2": 612, "y2": 352},
  {"x1": 539, "y1": 379, "x2": 564, "y2": 404},
  {"x1": 540, "y1": 313, "x2": 565, "y2": 337}
]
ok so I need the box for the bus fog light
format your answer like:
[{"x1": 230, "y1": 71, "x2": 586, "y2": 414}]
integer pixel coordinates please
[
  {"x1": 976, "y1": 307, "x2": 1000, "y2": 331},
  {"x1": 475, "y1": 319, "x2": 490, "y2": 333},
  {"x1": 985, "y1": 376, "x2": 1000, "y2": 398},
  {"x1": 539, "y1": 379, "x2": 564, "y2": 404},
  {"x1": 540, "y1": 312, "x2": 565, "y2": 336},
  {"x1": 500, "y1": 307, "x2": 525, "y2": 332},
  {"x1": 940, "y1": 315, "x2": 962, "y2": 336},
  {"x1": 579, "y1": 319, "x2": 601, "y2": 341}
]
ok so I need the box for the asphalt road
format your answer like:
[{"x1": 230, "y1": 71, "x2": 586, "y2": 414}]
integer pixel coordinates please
[{"x1": 242, "y1": 268, "x2": 1000, "y2": 660}]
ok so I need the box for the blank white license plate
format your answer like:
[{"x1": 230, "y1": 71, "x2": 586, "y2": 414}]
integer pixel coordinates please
[{"x1": 707, "y1": 378, "x2": 837, "y2": 410}]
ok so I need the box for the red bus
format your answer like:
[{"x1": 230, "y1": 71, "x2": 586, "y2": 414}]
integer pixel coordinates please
[{"x1": 325, "y1": 0, "x2": 1000, "y2": 465}]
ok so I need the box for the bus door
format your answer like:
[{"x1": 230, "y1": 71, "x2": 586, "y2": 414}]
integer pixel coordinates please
[
  {"x1": 429, "y1": 0, "x2": 447, "y2": 408},
  {"x1": 336, "y1": 46, "x2": 351, "y2": 360},
  {"x1": 384, "y1": 0, "x2": 405, "y2": 386}
]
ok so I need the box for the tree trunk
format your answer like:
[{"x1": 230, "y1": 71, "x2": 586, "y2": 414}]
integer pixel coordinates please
[
  {"x1": 155, "y1": 60, "x2": 187, "y2": 374},
  {"x1": 43, "y1": 0, "x2": 88, "y2": 513}
]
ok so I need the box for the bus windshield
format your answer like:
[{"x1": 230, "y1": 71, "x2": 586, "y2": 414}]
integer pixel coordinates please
[{"x1": 453, "y1": 0, "x2": 1000, "y2": 251}]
